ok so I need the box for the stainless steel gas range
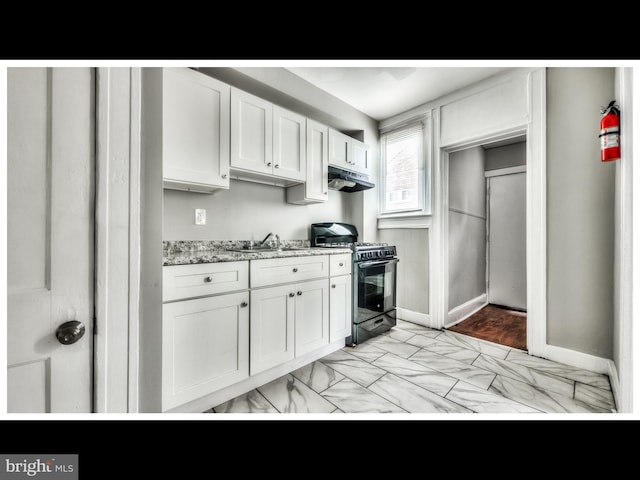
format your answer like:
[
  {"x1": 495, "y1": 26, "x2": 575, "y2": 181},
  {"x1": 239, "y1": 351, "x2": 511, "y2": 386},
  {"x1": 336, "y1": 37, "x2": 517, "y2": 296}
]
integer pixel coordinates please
[{"x1": 310, "y1": 222, "x2": 399, "y2": 345}]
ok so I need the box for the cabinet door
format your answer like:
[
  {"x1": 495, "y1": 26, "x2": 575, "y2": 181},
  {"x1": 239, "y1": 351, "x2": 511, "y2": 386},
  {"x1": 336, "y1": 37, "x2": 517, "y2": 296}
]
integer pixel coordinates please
[
  {"x1": 250, "y1": 285, "x2": 295, "y2": 375},
  {"x1": 163, "y1": 68, "x2": 230, "y2": 192},
  {"x1": 328, "y1": 128, "x2": 351, "y2": 169},
  {"x1": 231, "y1": 88, "x2": 273, "y2": 175},
  {"x1": 162, "y1": 292, "x2": 249, "y2": 411},
  {"x1": 305, "y1": 119, "x2": 329, "y2": 201},
  {"x1": 329, "y1": 275, "x2": 352, "y2": 343},
  {"x1": 351, "y1": 140, "x2": 371, "y2": 176},
  {"x1": 295, "y1": 279, "x2": 329, "y2": 356},
  {"x1": 273, "y1": 105, "x2": 306, "y2": 182}
]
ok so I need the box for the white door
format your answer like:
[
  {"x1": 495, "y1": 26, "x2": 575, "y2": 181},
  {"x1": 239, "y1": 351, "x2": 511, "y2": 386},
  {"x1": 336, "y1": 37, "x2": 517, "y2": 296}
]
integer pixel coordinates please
[
  {"x1": 7, "y1": 67, "x2": 94, "y2": 413},
  {"x1": 295, "y1": 279, "x2": 329, "y2": 356},
  {"x1": 273, "y1": 105, "x2": 306, "y2": 181},
  {"x1": 231, "y1": 88, "x2": 273, "y2": 175},
  {"x1": 328, "y1": 128, "x2": 351, "y2": 169},
  {"x1": 305, "y1": 119, "x2": 329, "y2": 201},
  {"x1": 250, "y1": 285, "x2": 295, "y2": 375},
  {"x1": 329, "y1": 275, "x2": 352, "y2": 342},
  {"x1": 351, "y1": 140, "x2": 370, "y2": 176},
  {"x1": 488, "y1": 172, "x2": 527, "y2": 310},
  {"x1": 162, "y1": 292, "x2": 249, "y2": 411},
  {"x1": 163, "y1": 68, "x2": 231, "y2": 191}
]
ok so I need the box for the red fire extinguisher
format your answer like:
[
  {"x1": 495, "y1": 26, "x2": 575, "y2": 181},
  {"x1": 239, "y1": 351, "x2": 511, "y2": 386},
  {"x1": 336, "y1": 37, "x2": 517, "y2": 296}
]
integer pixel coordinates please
[{"x1": 599, "y1": 100, "x2": 620, "y2": 162}]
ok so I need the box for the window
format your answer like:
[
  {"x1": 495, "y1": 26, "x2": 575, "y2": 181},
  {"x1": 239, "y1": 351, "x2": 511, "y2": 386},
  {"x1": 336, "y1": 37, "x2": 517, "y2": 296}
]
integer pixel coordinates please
[{"x1": 379, "y1": 122, "x2": 428, "y2": 216}]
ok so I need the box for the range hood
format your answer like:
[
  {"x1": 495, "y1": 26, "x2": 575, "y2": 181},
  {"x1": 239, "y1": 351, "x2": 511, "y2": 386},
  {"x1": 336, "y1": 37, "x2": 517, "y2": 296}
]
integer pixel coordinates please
[{"x1": 327, "y1": 166, "x2": 375, "y2": 193}]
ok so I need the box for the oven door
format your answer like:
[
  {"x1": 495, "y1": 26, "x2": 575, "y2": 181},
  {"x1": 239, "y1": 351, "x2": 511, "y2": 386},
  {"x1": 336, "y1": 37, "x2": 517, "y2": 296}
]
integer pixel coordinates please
[{"x1": 354, "y1": 258, "x2": 398, "y2": 324}]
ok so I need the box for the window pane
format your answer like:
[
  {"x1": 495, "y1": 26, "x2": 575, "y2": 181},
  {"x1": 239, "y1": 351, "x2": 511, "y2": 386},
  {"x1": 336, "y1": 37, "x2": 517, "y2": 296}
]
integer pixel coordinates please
[{"x1": 384, "y1": 127, "x2": 422, "y2": 212}]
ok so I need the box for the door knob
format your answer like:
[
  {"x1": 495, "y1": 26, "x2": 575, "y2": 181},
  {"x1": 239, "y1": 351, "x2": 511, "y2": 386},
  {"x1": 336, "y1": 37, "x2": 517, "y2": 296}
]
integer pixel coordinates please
[{"x1": 55, "y1": 320, "x2": 85, "y2": 345}]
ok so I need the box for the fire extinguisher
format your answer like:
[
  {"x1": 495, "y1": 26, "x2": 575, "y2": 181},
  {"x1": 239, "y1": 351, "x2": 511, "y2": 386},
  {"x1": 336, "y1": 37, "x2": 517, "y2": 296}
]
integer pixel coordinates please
[{"x1": 599, "y1": 100, "x2": 620, "y2": 162}]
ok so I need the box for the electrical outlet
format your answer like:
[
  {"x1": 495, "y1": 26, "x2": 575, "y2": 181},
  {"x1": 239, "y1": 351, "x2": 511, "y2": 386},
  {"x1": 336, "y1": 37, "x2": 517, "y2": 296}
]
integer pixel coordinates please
[{"x1": 195, "y1": 209, "x2": 206, "y2": 225}]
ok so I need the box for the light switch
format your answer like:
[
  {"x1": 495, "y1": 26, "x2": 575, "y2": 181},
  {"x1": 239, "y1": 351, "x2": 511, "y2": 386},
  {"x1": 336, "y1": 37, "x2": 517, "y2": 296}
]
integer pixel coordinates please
[{"x1": 195, "y1": 209, "x2": 206, "y2": 225}]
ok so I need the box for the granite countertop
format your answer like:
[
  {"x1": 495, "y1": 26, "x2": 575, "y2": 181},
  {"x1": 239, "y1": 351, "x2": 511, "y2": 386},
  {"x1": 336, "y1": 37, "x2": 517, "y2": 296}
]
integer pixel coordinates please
[{"x1": 163, "y1": 240, "x2": 352, "y2": 266}]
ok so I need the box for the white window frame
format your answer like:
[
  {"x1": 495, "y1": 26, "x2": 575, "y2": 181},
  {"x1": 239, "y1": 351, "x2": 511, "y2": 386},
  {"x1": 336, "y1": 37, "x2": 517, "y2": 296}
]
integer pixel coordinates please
[{"x1": 378, "y1": 114, "x2": 432, "y2": 229}]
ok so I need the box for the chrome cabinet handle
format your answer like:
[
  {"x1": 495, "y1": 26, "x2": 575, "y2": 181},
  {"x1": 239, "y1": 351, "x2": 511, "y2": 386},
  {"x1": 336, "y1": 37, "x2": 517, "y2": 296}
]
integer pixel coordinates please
[
  {"x1": 292, "y1": 268, "x2": 298, "y2": 272},
  {"x1": 204, "y1": 276, "x2": 213, "y2": 283},
  {"x1": 297, "y1": 291, "x2": 302, "y2": 296},
  {"x1": 240, "y1": 301, "x2": 248, "y2": 308},
  {"x1": 267, "y1": 162, "x2": 272, "y2": 166},
  {"x1": 289, "y1": 292, "x2": 295, "y2": 298},
  {"x1": 274, "y1": 164, "x2": 280, "y2": 168},
  {"x1": 339, "y1": 262, "x2": 344, "y2": 267},
  {"x1": 221, "y1": 174, "x2": 227, "y2": 179},
  {"x1": 331, "y1": 284, "x2": 336, "y2": 288}
]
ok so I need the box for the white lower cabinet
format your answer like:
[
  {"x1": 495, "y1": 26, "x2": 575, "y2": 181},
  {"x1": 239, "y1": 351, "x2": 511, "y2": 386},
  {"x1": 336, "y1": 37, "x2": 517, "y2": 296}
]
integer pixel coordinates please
[
  {"x1": 294, "y1": 278, "x2": 329, "y2": 357},
  {"x1": 250, "y1": 278, "x2": 329, "y2": 374},
  {"x1": 250, "y1": 284, "x2": 295, "y2": 375},
  {"x1": 162, "y1": 254, "x2": 348, "y2": 411},
  {"x1": 329, "y1": 274, "x2": 352, "y2": 342},
  {"x1": 162, "y1": 291, "x2": 249, "y2": 411}
]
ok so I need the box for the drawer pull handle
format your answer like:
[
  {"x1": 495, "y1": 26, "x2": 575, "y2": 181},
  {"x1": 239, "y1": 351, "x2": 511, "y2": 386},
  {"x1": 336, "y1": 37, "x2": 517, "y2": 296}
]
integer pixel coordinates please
[
  {"x1": 289, "y1": 292, "x2": 295, "y2": 297},
  {"x1": 297, "y1": 291, "x2": 302, "y2": 296},
  {"x1": 274, "y1": 164, "x2": 280, "y2": 168},
  {"x1": 331, "y1": 284, "x2": 336, "y2": 288},
  {"x1": 221, "y1": 174, "x2": 227, "y2": 179},
  {"x1": 339, "y1": 262, "x2": 344, "y2": 267},
  {"x1": 204, "y1": 276, "x2": 213, "y2": 283},
  {"x1": 267, "y1": 162, "x2": 272, "y2": 167},
  {"x1": 292, "y1": 268, "x2": 298, "y2": 273},
  {"x1": 240, "y1": 301, "x2": 248, "y2": 308}
]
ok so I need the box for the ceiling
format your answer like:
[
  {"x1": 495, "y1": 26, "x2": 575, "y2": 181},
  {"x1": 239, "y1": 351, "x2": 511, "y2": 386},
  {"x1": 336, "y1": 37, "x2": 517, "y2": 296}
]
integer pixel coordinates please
[{"x1": 286, "y1": 67, "x2": 514, "y2": 121}]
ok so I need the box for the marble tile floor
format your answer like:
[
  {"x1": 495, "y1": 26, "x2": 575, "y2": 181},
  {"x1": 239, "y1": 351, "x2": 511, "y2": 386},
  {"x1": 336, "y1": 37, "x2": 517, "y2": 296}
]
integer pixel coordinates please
[{"x1": 207, "y1": 319, "x2": 617, "y2": 415}]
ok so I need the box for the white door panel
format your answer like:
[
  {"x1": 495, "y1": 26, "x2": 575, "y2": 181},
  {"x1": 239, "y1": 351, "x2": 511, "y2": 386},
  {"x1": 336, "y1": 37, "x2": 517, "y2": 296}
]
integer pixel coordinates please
[
  {"x1": 7, "y1": 67, "x2": 94, "y2": 412},
  {"x1": 488, "y1": 172, "x2": 527, "y2": 310}
]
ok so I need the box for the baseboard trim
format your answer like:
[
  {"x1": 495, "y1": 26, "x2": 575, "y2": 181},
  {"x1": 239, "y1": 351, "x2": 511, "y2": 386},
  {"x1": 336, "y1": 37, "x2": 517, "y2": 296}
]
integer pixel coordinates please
[
  {"x1": 396, "y1": 307, "x2": 434, "y2": 329},
  {"x1": 446, "y1": 294, "x2": 487, "y2": 328},
  {"x1": 540, "y1": 343, "x2": 612, "y2": 376}
]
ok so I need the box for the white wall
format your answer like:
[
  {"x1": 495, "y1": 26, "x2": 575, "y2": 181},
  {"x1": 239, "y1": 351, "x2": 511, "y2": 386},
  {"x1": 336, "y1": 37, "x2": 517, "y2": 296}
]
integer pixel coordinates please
[
  {"x1": 378, "y1": 228, "x2": 429, "y2": 314},
  {"x1": 546, "y1": 68, "x2": 616, "y2": 359},
  {"x1": 448, "y1": 147, "x2": 486, "y2": 310},
  {"x1": 163, "y1": 179, "x2": 353, "y2": 241},
  {"x1": 485, "y1": 141, "x2": 526, "y2": 170}
]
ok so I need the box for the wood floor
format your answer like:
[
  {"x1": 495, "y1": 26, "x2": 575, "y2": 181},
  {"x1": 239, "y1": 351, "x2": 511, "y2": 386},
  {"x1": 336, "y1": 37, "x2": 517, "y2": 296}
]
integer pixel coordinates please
[{"x1": 448, "y1": 304, "x2": 527, "y2": 351}]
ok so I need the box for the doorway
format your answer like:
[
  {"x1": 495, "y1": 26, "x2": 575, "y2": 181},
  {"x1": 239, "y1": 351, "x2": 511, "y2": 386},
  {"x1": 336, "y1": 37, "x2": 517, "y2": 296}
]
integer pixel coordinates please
[{"x1": 446, "y1": 138, "x2": 527, "y2": 350}]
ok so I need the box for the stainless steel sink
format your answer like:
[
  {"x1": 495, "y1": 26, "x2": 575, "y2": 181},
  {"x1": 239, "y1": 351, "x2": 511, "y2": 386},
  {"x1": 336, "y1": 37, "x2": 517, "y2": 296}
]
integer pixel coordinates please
[{"x1": 225, "y1": 247, "x2": 282, "y2": 253}]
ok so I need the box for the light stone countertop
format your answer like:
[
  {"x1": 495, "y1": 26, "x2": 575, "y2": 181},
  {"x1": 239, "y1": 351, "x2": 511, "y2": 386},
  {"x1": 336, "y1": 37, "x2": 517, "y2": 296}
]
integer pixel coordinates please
[{"x1": 163, "y1": 240, "x2": 352, "y2": 266}]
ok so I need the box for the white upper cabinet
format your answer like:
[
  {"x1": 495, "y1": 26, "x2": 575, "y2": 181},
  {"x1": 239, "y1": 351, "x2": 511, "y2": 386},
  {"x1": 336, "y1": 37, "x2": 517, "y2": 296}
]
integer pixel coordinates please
[
  {"x1": 328, "y1": 128, "x2": 351, "y2": 169},
  {"x1": 231, "y1": 88, "x2": 273, "y2": 176},
  {"x1": 163, "y1": 68, "x2": 230, "y2": 193},
  {"x1": 286, "y1": 119, "x2": 329, "y2": 204},
  {"x1": 273, "y1": 105, "x2": 306, "y2": 182},
  {"x1": 351, "y1": 139, "x2": 371, "y2": 176},
  {"x1": 329, "y1": 128, "x2": 370, "y2": 176},
  {"x1": 231, "y1": 88, "x2": 306, "y2": 185}
]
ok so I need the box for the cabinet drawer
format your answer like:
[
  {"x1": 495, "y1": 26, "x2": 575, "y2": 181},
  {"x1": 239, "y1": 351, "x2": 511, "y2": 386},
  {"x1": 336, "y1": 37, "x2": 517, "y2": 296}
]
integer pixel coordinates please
[
  {"x1": 330, "y1": 253, "x2": 352, "y2": 276},
  {"x1": 250, "y1": 255, "x2": 329, "y2": 287},
  {"x1": 163, "y1": 262, "x2": 249, "y2": 302}
]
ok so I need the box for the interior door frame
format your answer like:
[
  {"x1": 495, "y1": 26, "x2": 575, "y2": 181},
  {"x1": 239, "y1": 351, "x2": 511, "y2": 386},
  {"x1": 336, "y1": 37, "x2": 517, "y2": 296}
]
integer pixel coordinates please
[
  {"x1": 94, "y1": 67, "x2": 142, "y2": 413},
  {"x1": 431, "y1": 68, "x2": 547, "y2": 358}
]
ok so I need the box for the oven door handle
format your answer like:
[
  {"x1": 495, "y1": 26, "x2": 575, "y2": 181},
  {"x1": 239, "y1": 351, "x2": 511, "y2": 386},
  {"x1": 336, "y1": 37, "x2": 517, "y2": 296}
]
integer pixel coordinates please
[{"x1": 356, "y1": 258, "x2": 399, "y2": 268}]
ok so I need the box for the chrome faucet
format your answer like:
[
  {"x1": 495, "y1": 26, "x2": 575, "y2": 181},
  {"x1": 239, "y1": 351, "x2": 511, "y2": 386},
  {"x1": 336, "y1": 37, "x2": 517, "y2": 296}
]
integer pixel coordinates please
[{"x1": 258, "y1": 232, "x2": 280, "y2": 249}]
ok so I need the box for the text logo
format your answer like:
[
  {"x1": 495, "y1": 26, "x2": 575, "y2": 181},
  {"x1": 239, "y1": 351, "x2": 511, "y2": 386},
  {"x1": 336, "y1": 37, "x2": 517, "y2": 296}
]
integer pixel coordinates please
[{"x1": 0, "y1": 455, "x2": 78, "y2": 480}]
